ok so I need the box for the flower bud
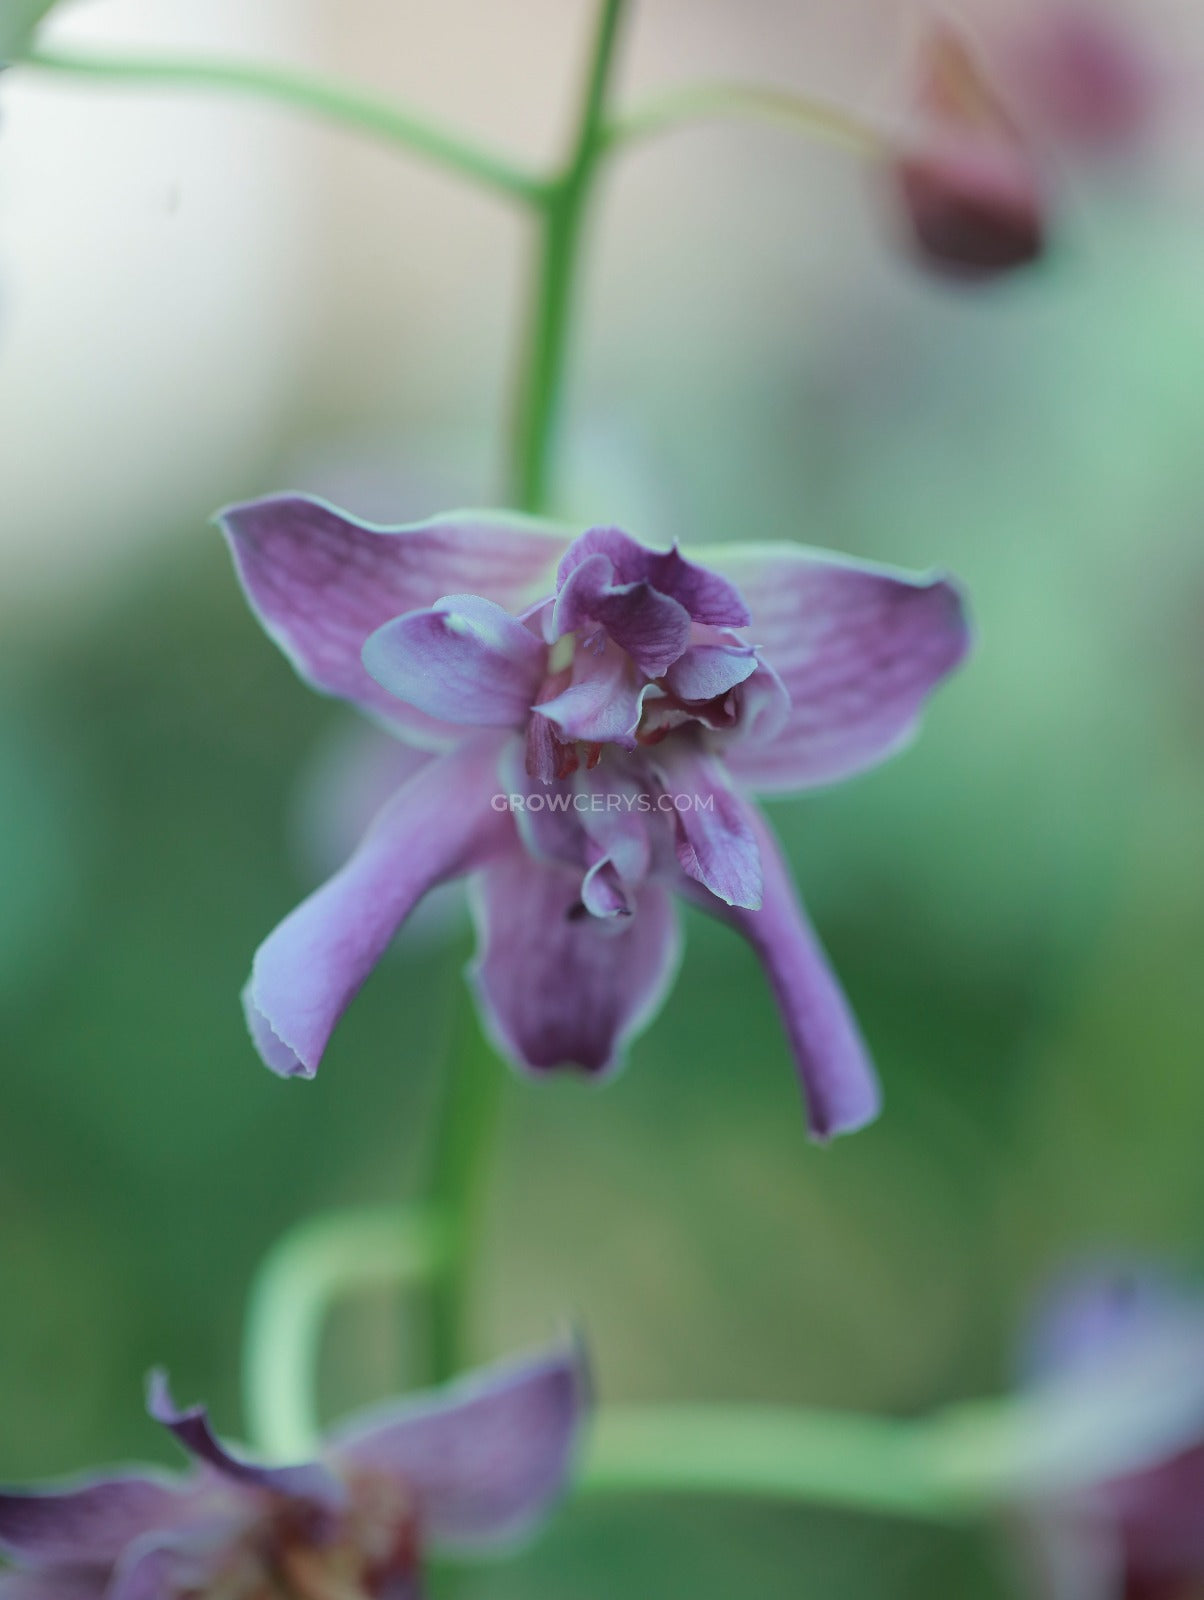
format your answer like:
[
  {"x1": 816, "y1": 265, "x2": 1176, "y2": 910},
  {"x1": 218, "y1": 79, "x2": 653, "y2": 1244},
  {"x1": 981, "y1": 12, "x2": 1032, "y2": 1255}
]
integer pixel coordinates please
[{"x1": 893, "y1": 23, "x2": 1046, "y2": 280}]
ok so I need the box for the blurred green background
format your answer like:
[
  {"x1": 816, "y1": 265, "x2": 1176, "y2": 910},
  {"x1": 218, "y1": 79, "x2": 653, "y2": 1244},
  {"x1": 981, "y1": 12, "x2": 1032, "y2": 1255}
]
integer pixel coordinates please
[{"x1": 3, "y1": 2, "x2": 1204, "y2": 1595}]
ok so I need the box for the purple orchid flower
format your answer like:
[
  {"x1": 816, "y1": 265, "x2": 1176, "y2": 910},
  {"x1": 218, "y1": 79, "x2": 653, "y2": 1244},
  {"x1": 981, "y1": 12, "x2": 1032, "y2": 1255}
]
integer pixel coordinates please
[
  {"x1": 220, "y1": 497, "x2": 969, "y2": 1140},
  {"x1": 0, "y1": 1342, "x2": 583, "y2": 1599},
  {"x1": 1021, "y1": 1267, "x2": 1204, "y2": 1600}
]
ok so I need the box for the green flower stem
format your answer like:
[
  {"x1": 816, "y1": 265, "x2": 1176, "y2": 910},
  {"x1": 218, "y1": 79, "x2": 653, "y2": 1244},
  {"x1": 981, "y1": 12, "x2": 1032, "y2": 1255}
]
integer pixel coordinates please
[
  {"x1": 242, "y1": 1206, "x2": 450, "y2": 1461},
  {"x1": 579, "y1": 1347, "x2": 1204, "y2": 1521},
  {"x1": 580, "y1": 1405, "x2": 958, "y2": 1521},
  {"x1": 418, "y1": 0, "x2": 632, "y2": 1393},
  {"x1": 508, "y1": 0, "x2": 630, "y2": 512},
  {"x1": 19, "y1": 47, "x2": 548, "y2": 205},
  {"x1": 600, "y1": 80, "x2": 887, "y2": 160},
  {"x1": 424, "y1": 1010, "x2": 508, "y2": 1385}
]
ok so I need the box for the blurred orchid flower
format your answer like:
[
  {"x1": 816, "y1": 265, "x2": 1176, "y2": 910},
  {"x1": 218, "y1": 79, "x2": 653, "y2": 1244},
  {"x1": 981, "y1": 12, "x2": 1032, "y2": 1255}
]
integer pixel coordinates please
[
  {"x1": 893, "y1": 21, "x2": 1046, "y2": 280},
  {"x1": 1007, "y1": 6, "x2": 1161, "y2": 159},
  {"x1": 221, "y1": 498, "x2": 969, "y2": 1139},
  {"x1": 1020, "y1": 1266, "x2": 1204, "y2": 1600},
  {"x1": 0, "y1": 1342, "x2": 584, "y2": 1599}
]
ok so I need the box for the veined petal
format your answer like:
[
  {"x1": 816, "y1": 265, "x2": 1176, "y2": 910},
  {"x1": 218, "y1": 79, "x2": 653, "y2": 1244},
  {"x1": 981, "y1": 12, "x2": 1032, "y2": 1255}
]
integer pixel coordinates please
[
  {"x1": 553, "y1": 552, "x2": 692, "y2": 678},
  {"x1": 703, "y1": 544, "x2": 970, "y2": 792},
  {"x1": 327, "y1": 1344, "x2": 586, "y2": 1554},
  {"x1": 470, "y1": 850, "x2": 681, "y2": 1077},
  {"x1": 363, "y1": 595, "x2": 546, "y2": 727},
  {"x1": 218, "y1": 496, "x2": 566, "y2": 747},
  {"x1": 685, "y1": 807, "x2": 880, "y2": 1140},
  {"x1": 246, "y1": 735, "x2": 511, "y2": 1078},
  {"x1": 534, "y1": 640, "x2": 645, "y2": 748},
  {"x1": 651, "y1": 747, "x2": 762, "y2": 910},
  {"x1": 557, "y1": 528, "x2": 750, "y2": 628},
  {"x1": 0, "y1": 1476, "x2": 182, "y2": 1567},
  {"x1": 147, "y1": 1374, "x2": 344, "y2": 1509},
  {"x1": 663, "y1": 640, "x2": 758, "y2": 703}
]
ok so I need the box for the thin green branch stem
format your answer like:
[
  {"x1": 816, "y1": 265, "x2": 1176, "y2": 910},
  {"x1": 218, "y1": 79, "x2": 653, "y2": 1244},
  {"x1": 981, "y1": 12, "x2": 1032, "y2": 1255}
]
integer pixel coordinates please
[
  {"x1": 580, "y1": 1405, "x2": 957, "y2": 1521},
  {"x1": 242, "y1": 1206, "x2": 450, "y2": 1461},
  {"x1": 424, "y1": 1010, "x2": 508, "y2": 1385},
  {"x1": 20, "y1": 46, "x2": 548, "y2": 205},
  {"x1": 601, "y1": 80, "x2": 887, "y2": 160},
  {"x1": 579, "y1": 1338, "x2": 1204, "y2": 1520},
  {"x1": 508, "y1": 0, "x2": 630, "y2": 512}
]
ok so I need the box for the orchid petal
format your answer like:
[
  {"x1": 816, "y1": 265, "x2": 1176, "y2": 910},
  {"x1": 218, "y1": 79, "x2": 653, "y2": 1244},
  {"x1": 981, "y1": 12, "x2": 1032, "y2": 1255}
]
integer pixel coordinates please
[
  {"x1": 245, "y1": 735, "x2": 511, "y2": 1078},
  {"x1": 0, "y1": 1476, "x2": 182, "y2": 1567},
  {"x1": 0, "y1": 1573, "x2": 108, "y2": 1600},
  {"x1": 685, "y1": 806, "x2": 880, "y2": 1140},
  {"x1": 651, "y1": 747, "x2": 762, "y2": 910},
  {"x1": 703, "y1": 544, "x2": 969, "y2": 792},
  {"x1": 363, "y1": 595, "x2": 545, "y2": 727},
  {"x1": 663, "y1": 641, "x2": 758, "y2": 703},
  {"x1": 553, "y1": 551, "x2": 692, "y2": 678},
  {"x1": 328, "y1": 1344, "x2": 586, "y2": 1554},
  {"x1": 470, "y1": 851, "x2": 681, "y2": 1076},
  {"x1": 147, "y1": 1374, "x2": 344, "y2": 1509},
  {"x1": 557, "y1": 528, "x2": 750, "y2": 628},
  {"x1": 218, "y1": 496, "x2": 565, "y2": 747},
  {"x1": 534, "y1": 641, "x2": 644, "y2": 748},
  {"x1": 581, "y1": 856, "x2": 632, "y2": 919}
]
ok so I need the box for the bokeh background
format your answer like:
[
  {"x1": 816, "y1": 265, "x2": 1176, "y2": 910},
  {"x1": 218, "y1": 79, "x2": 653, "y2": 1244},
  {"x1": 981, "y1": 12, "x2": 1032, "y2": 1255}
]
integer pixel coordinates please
[{"x1": 3, "y1": 1, "x2": 1204, "y2": 1594}]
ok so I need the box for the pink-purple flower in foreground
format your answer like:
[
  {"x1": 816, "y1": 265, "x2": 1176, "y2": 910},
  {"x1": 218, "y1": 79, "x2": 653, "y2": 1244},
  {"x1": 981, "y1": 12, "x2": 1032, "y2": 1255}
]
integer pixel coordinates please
[
  {"x1": 0, "y1": 1343, "x2": 583, "y2": 1599},
  {"x1": 1022, "y1": 1267, "x2": 1204, "y2": 1600},
  {"x1": 220, "y1": 497, "x2": 969, "y2": 1140}
]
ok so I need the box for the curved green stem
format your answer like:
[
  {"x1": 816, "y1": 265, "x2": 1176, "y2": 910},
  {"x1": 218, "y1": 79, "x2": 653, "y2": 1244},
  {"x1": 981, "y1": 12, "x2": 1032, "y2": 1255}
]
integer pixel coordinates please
[
  {"x1": 602, "y1": 80, "x2": 886, "y2": 160},
  {"x1": 242, "y1": 1206, "x2": 450, "y2": 1460},
  {"x1": 580, "y1": 1341, "x2": 1204, "y2": 1521},
  {"x1": 19, "y1": 47, "x2": 547, "y2": 205},
  {"x1": 581, "y1": 1405, "x2": 954, "y2": 1521},
  {"x1": 509, "y1": 0, "x2": 629, "y2": 511}
]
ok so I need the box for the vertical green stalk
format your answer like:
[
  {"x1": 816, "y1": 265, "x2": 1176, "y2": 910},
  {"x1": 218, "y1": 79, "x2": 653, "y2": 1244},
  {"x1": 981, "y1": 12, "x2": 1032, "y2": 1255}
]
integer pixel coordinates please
[
  {"x1": 423, "y1": 0, "x2": 630, "y2": 1388},
  {"x1": 425, "y1": 1005, "x2": 506, "y2": 1383},
  {"x1": 510, "y1": 0, "x2": 630, "y2": 513}
]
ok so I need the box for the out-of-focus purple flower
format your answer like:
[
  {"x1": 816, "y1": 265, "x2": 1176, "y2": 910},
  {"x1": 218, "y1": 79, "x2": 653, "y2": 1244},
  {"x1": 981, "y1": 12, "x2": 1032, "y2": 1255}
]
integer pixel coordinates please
[
  {"x1": 891, "y1": 21, "x2": 1047, "y2": 280},
  {"x1": 0, "y1": 1343, "x2": 584, "y2": 1599},
  {"x1": 1021, "y1": 1266, "x2": 1204, "y2": 1600},
  {"x1": 1006, "y1": 6, "x2": 1161, "y2": 159},
  {"x1": 220, "y1": 497, "x2": 969, "y2": 1140}
]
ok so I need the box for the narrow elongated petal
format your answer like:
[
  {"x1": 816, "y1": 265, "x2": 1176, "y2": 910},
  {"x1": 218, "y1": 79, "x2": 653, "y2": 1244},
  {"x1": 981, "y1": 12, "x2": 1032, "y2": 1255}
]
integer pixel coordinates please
[
  {"x1": 557, "y1": 529, "x2": 750, "y2": 628},
  {"x1": 246, "y1": 735, "x2": 511, "y2": 1078},
  {"x1": 651, "y1": 748, "x2": 762, "y2": 910},
  {"x1": 686, "y1": 808, "x2": 880, "y2": 1140},
  {"x1": 218, "y1": 496, "x2": 566, "y2": 745},
  {"x1": 470, "y1": 851, "x2": 681, "y2": 1076},
  {"x1": 363, "y1": 595, "x2": 546, "y2": 727},
  {"x1": 703, "y1": 545, "x2": 970, "y2": 792},
  {"x1": 0, "y1": 1477, "x2": 181, "y2": 1566},
  {"x1": 328, "y1": 1344, "x2": 586, "y2": 1554},
  {"x1": 147, "y1": 1374, "x2": 344, "y2": 1508}
]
